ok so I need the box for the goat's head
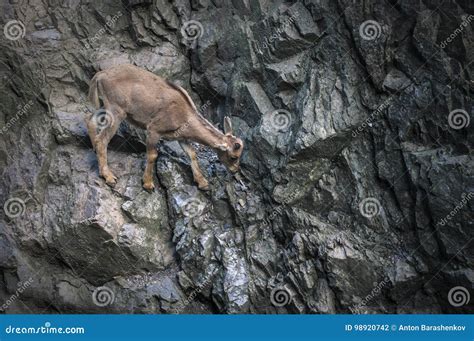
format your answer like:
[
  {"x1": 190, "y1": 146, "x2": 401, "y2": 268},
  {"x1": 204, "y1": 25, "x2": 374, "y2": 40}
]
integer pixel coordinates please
[{"x1": 216, "y1": 116, "x2": 244, "y2": 173}]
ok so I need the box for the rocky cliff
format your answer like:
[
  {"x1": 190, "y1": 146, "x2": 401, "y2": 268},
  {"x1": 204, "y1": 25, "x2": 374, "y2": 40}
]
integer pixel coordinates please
[{"x1": 0, "y1": 0, "x2": 472, "y2": 314}]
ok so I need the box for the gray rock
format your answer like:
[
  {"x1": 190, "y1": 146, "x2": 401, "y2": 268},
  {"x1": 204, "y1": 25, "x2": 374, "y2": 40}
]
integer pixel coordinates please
[
  {"x1": 0, "y1": 0, "x2": 472, "y2": 314},
  {"x1": 382, "y1": 68, "x2": 411, "y2": 92}
]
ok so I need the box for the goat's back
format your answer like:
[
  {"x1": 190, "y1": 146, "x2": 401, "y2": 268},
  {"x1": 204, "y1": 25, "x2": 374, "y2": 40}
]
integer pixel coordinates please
[{"x1": 90, "y1": 64, "x2": 195, "y2": 130}]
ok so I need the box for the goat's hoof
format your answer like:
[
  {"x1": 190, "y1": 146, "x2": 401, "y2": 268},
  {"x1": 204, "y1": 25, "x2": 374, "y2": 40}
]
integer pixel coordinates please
[
  {"x1": 143, "y1": 182, "x2": 155, "y2": 192},
  {"x1": 198, "y1": 182, "x2": 210, "y2": 191},
  {"x1": 103, "y1": 173, "x2": 117, "y2": 187}
]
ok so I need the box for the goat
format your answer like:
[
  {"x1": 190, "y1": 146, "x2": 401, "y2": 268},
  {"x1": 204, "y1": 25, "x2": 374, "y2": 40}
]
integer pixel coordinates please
[{"x1": 86, "y1": 64, "x2": 243, "y2": 191}]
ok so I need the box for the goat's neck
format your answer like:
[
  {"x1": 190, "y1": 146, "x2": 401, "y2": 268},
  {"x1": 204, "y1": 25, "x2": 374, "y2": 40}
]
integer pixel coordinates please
[{"x1": 188, "y1": 114, "x2": 227, "y2": 150}]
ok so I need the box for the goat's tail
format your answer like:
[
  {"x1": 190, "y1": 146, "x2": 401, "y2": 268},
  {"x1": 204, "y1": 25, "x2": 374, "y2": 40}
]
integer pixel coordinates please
[
  {"x1": 88, "y1": 73, "x2": 101, "y2": 109},
  {"x1": 86, "y1": 73, "x2": 102, "y2": 151}
]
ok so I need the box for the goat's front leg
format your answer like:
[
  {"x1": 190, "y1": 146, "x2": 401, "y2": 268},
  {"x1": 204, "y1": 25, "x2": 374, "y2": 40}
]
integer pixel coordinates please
[
  {"x1": 179, "y1": 142, "x2": 210, "y2": 191},
  {"x1": 143, "y1": 131, "x2": 160, "y2": 191}
]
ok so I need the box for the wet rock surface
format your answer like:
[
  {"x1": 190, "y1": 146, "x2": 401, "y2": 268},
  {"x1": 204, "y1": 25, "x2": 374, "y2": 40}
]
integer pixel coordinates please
[{"x1": 0, "y1": 0, "x2": 472, "y2": 313}]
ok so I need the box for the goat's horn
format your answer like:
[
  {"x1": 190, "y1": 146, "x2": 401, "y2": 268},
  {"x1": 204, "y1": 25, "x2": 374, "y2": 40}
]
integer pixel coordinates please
[{"x1": 224, "y1": 116, "x2": 233, "y2": 134}]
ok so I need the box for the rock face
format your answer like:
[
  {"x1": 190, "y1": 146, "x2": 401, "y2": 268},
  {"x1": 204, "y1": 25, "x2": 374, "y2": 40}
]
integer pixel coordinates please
[{"x1": 0, "y1": 0, "x2": 472, "y2": 314}]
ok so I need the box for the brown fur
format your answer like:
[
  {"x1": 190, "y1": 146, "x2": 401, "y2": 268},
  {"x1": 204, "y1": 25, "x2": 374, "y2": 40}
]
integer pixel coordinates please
[{"x1": 86, "y1": 64, "x2": 243, "y2": 190}]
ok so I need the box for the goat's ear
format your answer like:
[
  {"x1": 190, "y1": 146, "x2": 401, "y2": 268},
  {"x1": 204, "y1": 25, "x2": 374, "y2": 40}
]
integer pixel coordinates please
[{"x1": 224, "y1": 116, "x2": 233, "y2": 135}]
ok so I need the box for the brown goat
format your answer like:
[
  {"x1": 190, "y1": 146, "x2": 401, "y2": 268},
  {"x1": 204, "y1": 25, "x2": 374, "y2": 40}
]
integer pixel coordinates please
[{"x1": 86, "y1": 64, "x2": 243, "y2": 191}]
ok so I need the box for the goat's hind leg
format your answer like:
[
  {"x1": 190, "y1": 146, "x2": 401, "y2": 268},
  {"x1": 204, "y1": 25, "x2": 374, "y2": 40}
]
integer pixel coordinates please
[
  {"x1": 179, "y1": 142, "x2": 209, "y2": 191},
  {"x1": 95, "y1": 107, "x2": 125, "y2": 186},
  {"x1": 143, "y1": 131, "x2": 160, "y2": 191},
  {"x1": 85, "y1": 112, "x2": 98, "y2": 151}
]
